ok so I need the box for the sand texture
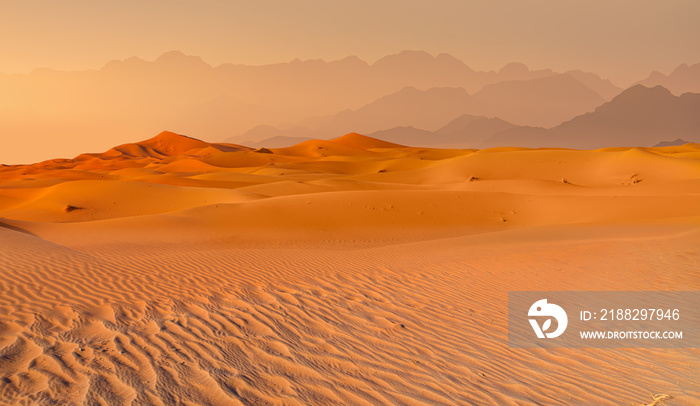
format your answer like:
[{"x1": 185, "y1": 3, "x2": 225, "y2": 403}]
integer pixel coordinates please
[{"x1": 0, "y1": 132, "x2": 699, "y2": 405}]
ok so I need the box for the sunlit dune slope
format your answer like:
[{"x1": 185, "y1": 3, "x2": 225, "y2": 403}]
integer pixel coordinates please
[{"x1": 1, "y1": 131, "x2": 698, "y2": 232}]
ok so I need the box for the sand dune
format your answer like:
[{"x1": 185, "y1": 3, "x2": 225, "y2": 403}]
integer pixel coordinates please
[{"x1": 0, "y1": 132, "x2": 698, "y2": 405}]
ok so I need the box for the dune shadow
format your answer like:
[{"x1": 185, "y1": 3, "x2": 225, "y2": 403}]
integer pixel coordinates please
[{"x1": 0, "y1": 220, "x2": 39, "y2": 237}]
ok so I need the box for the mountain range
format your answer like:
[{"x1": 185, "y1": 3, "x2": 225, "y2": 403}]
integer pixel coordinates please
[
  {"x1": 484, "y1": 85, "x2": 700, "y2": 149},
  {"x1": 235, "y1": 85, "x2": 700, "y2": 150},
  {"x1": 227, "y1": 73, "x2": 608, "y2": 146},
  {"x1": 1, "y1": 50, "x2": 699, "y2": 164},
  {"x1": 635, "y1": 63, "x2": 700, "y2": 95}
]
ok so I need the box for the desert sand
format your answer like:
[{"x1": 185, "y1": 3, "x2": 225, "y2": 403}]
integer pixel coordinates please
[{"x1": 0, "y1": 131, "x2": 698, "y2": 405}]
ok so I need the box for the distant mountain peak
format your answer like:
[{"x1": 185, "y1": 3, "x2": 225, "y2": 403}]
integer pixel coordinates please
[
  {"x1": 374, "y1": 50, "x2": 472, "y2": 71},
  {"x1": 157, "y1": 50, "x2": 189, "y2": 59},
  {"x1": 373, "y1": 50, "x2": 445, "y2": 68},
  {"x1": 672, "y1": 63, "x2": 690, "y2": 72},
  {"x1": 330, "y1": 55, "x2": 369, "y2": 67},
  {"x1": 393, "y1": 50, "x2": 434, "y2": 59},
  {"x1": 634, "y1": 63, "x2": 700, "y2": 95},
  {"x1": 435, "y1": 53, "x2": 471, "y2": 68},
  {"x1": 606, "y1": 84, "x2": 674, "y2": 105},
  {"x1": 290, "y1": 57, "x2": 326, "y2": 65},
  {"x1": 624, "y1": 84, "x2": 672, "y2": 95},
  {"x1": 154, "y1": 51, "x2": 210, "y2": 68},
  {"x1": 499, "y1": 62, "x2": 530, "y2": 76},
  {"x1": 101, "y1": 56, "x2": 147, "y2": 71},
  {"x1": 653, "y1": 138, "x2": 692, "y2": 147},
  {"x1": 377, "y1": 86, "x2": 469, "y2": 100}
]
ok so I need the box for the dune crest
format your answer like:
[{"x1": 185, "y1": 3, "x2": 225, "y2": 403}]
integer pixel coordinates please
[
  {"x1": 136, "y1": 131, "x2": 212, "y2": 155},
  {"x1": 331, "y1": 132, "x2": 406, "y2": 149}
]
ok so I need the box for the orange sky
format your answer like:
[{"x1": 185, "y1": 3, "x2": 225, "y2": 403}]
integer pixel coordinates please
[{"x1": 1, "y1": 0, "x2": 698, "y2": 85}]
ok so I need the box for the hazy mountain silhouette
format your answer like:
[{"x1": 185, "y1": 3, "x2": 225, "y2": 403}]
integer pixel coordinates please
[
  {"x1": 364, "y1": 115, "x2": 518, "y2": 148},
  {"x1": 635, "y1": 63, "x2": 700, "y2": 95},
  {"x1": 366, "y1": 127, "x2": 436, "y2": 147},
  {"x1": 245, "y1": 136, "x2": 315, "y2": 149},
  {"x1": 434, "y1": 115, "x2": 518, "y2": 145},
  {"x1": 1, "y1": 50, "x2": 626, "y2": 164},
  {"x1": 469, "y1": 73, "x2": 606, "y2": 127},
  {"x1": 225, "y1": 74, "x2": 611, "y2": 145},
  {"x1": 314, "y1": 86, "x2": 474, "y2": 135},
  {"x1": 482, "y1": 85, "x2": 700, "y2": 149},
  {"x1": 234, "y1": 124, "x2": 320, "y2": 144},
  {"x1": 225, "y1": 87, "x2": 473, "y2": 145},
  {"x1": 357, "y1": 85, "x2": 700, "y2": 150},
  {"x1": 565, "y1": 70, "x2": 622, "y2": 100},
  {"x1": 369, "y1": 52, "x2": 561, "y2": 92},
  {"x1": 653, "y1": 138, "x2": 694, "y2": 147}
]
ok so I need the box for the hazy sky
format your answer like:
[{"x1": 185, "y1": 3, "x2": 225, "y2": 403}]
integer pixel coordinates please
[{"x1": 1, "y1": 0, "x2": 699, "y2": 85}]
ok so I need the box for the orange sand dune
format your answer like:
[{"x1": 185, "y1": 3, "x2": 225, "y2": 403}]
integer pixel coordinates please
[{"x1": 0, "y1": 132, "x2": 698, "y2": 405}]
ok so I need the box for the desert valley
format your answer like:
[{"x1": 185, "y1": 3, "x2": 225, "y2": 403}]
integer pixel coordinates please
[{"x1": 0, "y1": 126, "x2": 698, "y2": 404}]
